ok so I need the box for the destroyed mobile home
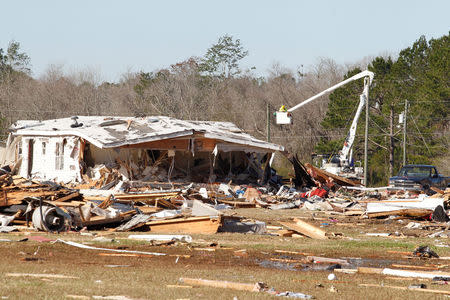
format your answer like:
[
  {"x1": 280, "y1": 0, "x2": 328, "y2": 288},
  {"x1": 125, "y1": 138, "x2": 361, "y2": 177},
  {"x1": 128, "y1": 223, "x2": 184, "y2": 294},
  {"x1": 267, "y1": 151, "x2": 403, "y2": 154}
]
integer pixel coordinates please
[{"x1": 5, "y1": 116, "x2": 283, "y2": 184}]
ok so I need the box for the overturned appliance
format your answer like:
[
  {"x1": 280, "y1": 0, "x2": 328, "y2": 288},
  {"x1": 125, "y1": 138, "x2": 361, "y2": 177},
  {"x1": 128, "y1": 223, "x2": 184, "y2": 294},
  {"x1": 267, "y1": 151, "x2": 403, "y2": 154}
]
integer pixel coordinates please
[{"x1": 32, "y1": 204, "x2": 68, "y2": 232}]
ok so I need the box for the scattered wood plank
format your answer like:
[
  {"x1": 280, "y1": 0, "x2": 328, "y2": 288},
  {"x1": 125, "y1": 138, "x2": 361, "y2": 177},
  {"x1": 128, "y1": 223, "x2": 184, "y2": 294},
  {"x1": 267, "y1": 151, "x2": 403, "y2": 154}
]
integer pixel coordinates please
[
  {"x1": 54, "y1": 191, "x2": 80, "y2": 202},
  {"x1": 274, "y1": 250, "x2": 313, "y2": 256},
  {"x1": 44, "y1": 200, "x2": 85, "y2": 207},
  {"x1": 194, "y1": 248, "x2": 216, "y2": 252},
  {"x1": 146, "y1": 216, "x2": 221, "y2": 234},
  {"x1": 5, "y1": 273, "x2": 78, "y2": 279},
  {"x1": 97, "y1": 195, "x2": 113, "y2": 209},
  {"x1": 279, "y1": 218, "x2": 327, "y2": 240},
  {"x1": 216, "y1": 199, "x2": 256, "y2": 208},
  {"x1": 270, "y1": 258, "x2": 305, "y2": 263},
  {"x1": 65, "y1": 295, "x2": 90, "y2": 300},
  {"x1": 357, "y1": 267, "x2": 383, "y2": 274},
  {"x1": 307, "y1": 256, "x2": 349, "y2": 265},
  {"x1": 115, "y1": 192, "x2": 179, "y2": 199},
  {"x1": 430, "y1": 186, "x2": 445, "y2": 195},
  {"x1": 136, "y1": 206, "x2": 163, "y2": 214},
  {"x1": 179, "y1": 278, "x2": 264, "y2": 292},
  {"x1": 334, "y1": 269, "x2": 358, "y2": 274},
  {"x1": 274, "y1": 229, "x2": 295, "y2": 237},
  {"x1": 387, "y1": 250, "x2": 411, "y2": 255},
  {"x1": 367, "y1": 209, "x2": 432, "y2": 219},
  {"x1": 343, "y1": 210, "x2": 364, "y2": 216}
]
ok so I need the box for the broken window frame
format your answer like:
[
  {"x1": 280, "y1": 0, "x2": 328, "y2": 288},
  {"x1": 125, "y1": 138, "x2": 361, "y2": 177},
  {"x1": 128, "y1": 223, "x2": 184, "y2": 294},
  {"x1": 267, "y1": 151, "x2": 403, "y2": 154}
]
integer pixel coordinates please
[{"x1": 55, "y1": 139, "x2": 66, "y2": 170}]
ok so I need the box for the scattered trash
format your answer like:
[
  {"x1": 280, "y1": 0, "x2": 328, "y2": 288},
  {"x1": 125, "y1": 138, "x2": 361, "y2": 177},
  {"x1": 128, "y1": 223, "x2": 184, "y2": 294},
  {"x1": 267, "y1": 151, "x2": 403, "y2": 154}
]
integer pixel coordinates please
[
  {"x1": 328, "y1": 286, "x2": 338, "y2": 293},
  {"x1": 327, "y1": 273, "x2": 336, "y2": 280},
  {"x1": 127, "y1": 234, "x2": 192, "y2": 243},
  {"x1": 54, "y1": 239, "x2": 166, "y2": 256},
  {"x1": 431, "y1": 205, "x2": 449, "y2": 222},
  {"x1": 413, "y1": 245, "x2": 439, "y2": 258},
  {"x1": 408, "y1": 283, "x2": 427, "y2": 289}
]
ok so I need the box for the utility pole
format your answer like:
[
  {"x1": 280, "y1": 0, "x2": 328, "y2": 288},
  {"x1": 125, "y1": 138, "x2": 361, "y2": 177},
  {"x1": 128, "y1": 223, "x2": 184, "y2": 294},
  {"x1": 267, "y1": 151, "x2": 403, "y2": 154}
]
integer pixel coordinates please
[
  {"x1": 403, "y1": 99, "x2": 408, "y2": 166},
  {"x1": 363, "y1": 77, "x2": 369, "y2": 186},
  {"x1": 266, "y1": 102, "x2": 271, "y2": 142},
  {"x1": 389, "y1": 104, "x2": 394, "y2": 177}
]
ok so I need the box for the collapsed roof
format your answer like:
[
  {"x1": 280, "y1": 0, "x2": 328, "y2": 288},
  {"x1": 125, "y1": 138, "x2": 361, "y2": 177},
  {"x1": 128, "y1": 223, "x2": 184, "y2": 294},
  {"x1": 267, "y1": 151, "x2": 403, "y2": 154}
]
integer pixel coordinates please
[{"x1": 9, "y1": 116, "x2": 284, "y2": 152}]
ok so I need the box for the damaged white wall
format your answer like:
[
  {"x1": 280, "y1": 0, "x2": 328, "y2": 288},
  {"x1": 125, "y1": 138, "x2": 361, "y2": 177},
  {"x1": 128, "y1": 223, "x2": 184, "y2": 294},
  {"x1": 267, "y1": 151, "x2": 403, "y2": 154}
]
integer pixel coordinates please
[
  {"x1": 0, "y1": 135, "x2": 19, "y2": 167},
  {"x1": 18, "y1": 136, "x2": 82, "y2": 183}
]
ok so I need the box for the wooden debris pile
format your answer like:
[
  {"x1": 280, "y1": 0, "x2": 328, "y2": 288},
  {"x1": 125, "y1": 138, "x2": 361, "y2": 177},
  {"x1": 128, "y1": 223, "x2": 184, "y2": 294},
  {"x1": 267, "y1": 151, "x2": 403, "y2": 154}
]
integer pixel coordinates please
[
  {"x1": 1, "y1": 164, "x2": 449, "y2": 237},
  {"x1": 0, "y1": 174, "x2": 80, "y2": 208}
]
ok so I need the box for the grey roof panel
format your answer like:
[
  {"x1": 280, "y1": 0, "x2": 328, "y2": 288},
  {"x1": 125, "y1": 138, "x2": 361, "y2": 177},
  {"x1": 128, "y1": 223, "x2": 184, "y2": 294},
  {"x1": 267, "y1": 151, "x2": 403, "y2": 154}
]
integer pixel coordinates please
[{"x1": 10, "y1": 116, "x2": 284, "y2": 152}]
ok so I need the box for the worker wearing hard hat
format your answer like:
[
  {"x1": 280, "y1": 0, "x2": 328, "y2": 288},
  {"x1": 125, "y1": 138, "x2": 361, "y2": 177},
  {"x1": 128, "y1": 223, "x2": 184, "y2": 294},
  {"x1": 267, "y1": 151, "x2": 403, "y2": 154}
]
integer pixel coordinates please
[{"x1": 279, "y1": 105, "x2": 287, "y2": 112}]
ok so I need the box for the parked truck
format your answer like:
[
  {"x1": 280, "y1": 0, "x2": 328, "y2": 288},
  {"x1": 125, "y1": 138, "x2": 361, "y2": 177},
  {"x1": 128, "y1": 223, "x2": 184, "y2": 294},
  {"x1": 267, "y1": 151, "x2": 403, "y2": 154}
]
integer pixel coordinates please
[{"x1": 389, "y1": 164, "x2": 449, "y2": 190}]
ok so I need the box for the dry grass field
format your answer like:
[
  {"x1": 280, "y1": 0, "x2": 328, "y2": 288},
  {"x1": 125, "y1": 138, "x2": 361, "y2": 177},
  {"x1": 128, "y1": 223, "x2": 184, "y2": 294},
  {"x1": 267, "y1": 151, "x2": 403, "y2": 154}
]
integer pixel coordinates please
[{"x1": 1, "y1": 209, "x2": 449, "y2": 299}]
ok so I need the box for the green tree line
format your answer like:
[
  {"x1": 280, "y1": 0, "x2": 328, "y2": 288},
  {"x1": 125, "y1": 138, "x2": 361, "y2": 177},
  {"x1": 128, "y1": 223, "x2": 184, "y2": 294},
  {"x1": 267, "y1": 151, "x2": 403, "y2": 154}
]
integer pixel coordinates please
[{"x1": 316, "y1": 33, "x2": 449, "y2": 184}]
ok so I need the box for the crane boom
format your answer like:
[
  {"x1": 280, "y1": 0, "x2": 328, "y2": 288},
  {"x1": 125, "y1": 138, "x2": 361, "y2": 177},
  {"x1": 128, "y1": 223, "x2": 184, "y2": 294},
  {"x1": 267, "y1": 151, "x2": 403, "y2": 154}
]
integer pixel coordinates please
[
  {"x1": 276, "y1": 70, "x2": 374, "y2": 182},
  {"x1": 287, "y1": 70, "x2": 374, "y2": 113},
  {"x1": 338, "y1": 76, "x2": 370, "y2": 165}
]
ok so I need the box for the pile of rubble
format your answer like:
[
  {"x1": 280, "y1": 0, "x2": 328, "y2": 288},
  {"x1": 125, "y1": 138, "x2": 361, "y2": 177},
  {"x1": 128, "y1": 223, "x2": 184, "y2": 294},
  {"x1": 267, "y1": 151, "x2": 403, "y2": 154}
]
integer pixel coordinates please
[{"x1": 1, "y1": 161, "x2": 449, "y2": 238}]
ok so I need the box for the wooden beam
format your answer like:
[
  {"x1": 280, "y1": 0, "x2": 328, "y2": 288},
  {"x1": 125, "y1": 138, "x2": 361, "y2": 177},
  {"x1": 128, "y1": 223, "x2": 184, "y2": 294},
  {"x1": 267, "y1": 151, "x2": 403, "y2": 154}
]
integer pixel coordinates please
[
  {"x1": 97, "y1": 195, "x2": 113, "y2": 209},
  {"x1": 279, "y1": 218, "x2": 327, "y2": 240},
  {"x1": 115, "y1": 192, "x2": 179, "y2": 199},
  {"x1": 55, "y1": 192, "x2": 80, "y2": 202},
  {"x1": 136, "y1": 206, "x2": 163, "y2": 214},
  {"x1": 430, "y1": 186, "x2": 445, "y2": 194},
  {"x1": 367, "y1": 209, "x2": 432, "y2": 218},
  {"x1": 146, "y1": 216, "x2": 221, "y2": 234},
  {"x1": 216, "y1": 199, "x2": 256, "y2": 208},
  {"x1": 357, "y1": 267, "x2": 383, "y2": 274},
  {"x1": 6, "y1": 273, "x2": 78, "y2": 279},
  {"x1": 306, "y1": 256, "x2": 349, "y2": 265},
  {"x1": 45, "y1": 200, "x2": 85, "y2": 207},
  {"x1": 179, "y1": 278, "x2": 263, "y2": 292}
]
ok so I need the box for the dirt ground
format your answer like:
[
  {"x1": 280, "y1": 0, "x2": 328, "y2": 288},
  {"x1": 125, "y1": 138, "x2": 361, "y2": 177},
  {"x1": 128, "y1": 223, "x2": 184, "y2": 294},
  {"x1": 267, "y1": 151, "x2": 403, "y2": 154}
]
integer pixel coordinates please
[{"x1": 1, "y1": 209, "x2": 449, "y2": 299}]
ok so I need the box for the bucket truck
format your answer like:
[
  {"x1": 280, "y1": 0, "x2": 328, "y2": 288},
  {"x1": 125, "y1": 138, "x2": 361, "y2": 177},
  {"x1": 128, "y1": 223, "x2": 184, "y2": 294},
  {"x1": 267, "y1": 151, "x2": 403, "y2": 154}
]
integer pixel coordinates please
[{"x1": 275, "y1": 70, "x2": 374, "y2": 181}]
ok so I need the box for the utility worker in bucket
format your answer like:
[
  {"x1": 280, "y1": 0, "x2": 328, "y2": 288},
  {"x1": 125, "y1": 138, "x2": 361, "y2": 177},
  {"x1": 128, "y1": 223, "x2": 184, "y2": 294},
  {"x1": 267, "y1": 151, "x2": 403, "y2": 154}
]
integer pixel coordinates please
[{"x1": 279, "y1": 105, "x2": 287, "y2": 112}]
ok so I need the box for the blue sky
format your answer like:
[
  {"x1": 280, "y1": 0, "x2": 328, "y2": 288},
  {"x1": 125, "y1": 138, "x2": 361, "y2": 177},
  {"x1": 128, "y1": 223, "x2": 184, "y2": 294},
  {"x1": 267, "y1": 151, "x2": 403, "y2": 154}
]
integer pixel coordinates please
[{"x1": 1, "y1": 0, "x2": 449, "y2": 82}]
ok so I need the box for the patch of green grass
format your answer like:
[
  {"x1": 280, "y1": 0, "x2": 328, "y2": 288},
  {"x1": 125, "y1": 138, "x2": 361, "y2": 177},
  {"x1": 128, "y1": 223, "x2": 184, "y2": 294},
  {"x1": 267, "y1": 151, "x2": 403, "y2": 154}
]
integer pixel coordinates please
[{"x1": 339, "y1": 239, "x2": 415, "y2": 250}]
